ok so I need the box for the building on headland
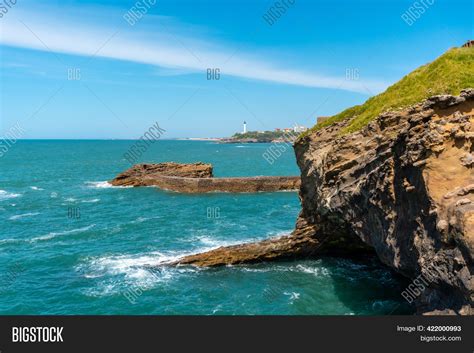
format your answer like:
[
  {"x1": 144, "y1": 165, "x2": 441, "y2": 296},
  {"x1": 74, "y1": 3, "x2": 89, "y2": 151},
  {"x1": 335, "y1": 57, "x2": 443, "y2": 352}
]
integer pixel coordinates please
[
  {"x1": 271, "y1": 125, "x2": 308, "y2": 133},
  {"x1": 236, "y1": 122, "x2": 307, "y2": 135},
  {"x1": 462, "y1": 40, "x2": 473, "y2": 48},
  {"x1": 293, "y1": 124, "x2": 308, "y2": 133}
]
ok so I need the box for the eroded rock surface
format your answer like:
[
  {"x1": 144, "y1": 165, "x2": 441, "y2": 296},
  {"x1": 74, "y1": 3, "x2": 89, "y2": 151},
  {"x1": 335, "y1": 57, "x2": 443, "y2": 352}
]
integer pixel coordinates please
[
  {"x1": 111, "y1": 162, "x2": 213, "y2": 187},
  {"x1": 174, "y1": 90, "x2": 474, "y2": 314},
  {"x1": 110, "y1": 162, "x2": 300, "y2": 193},
  {"x1": 293, "y1": 89, "x2": 474, "y2": 314}
]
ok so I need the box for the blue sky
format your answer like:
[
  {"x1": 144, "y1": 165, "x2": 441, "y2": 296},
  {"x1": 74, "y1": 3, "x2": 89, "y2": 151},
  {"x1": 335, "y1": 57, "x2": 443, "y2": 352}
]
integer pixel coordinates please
[{"x1": 0, "y1": 0, "x2": 472, "y2": 139}]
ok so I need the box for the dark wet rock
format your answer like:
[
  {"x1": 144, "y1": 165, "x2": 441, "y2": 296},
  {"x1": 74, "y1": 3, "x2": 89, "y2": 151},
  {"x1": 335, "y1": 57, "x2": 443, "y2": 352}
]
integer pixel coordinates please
[{"x1": 172, "y1": 91, "x2": 474, "y2": 315}]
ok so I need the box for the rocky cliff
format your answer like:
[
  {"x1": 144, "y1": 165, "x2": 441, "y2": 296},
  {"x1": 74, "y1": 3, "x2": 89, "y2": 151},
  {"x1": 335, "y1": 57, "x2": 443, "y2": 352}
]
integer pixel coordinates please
[{"x1": 174, "y1": 90, "x2": 474, "y2": 314}]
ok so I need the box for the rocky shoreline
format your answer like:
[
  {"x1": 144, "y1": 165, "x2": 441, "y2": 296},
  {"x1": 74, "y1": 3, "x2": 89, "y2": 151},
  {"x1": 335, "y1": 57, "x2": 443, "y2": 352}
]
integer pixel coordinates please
[
  {"x1": 110, "y1": 162, "x2": 300, "y2": 193},
  {"x1": 173, "y1": 90, "x2": 474, "y2": 315}
]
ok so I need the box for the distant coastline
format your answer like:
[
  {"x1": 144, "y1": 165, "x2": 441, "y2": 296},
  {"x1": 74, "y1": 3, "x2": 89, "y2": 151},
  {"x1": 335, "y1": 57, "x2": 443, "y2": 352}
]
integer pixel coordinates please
[
  {"x1": 176, "y1": 137, "x2": 223, "y2": 141},
  {"x1": 179, "y1": 129, "x2": 304, "y2": 144}
]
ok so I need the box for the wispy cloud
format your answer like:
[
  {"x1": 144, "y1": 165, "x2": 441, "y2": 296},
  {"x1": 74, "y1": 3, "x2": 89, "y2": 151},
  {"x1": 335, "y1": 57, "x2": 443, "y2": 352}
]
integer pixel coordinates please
[{"x1": 0, "y1": 5, "x2": 388, "y2": 94}]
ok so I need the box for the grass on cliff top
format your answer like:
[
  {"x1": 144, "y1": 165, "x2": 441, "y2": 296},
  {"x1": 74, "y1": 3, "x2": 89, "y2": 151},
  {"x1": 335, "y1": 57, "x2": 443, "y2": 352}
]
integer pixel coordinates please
[{"x1": 303, "y1": 46, "x2": 474, "y2": 136}]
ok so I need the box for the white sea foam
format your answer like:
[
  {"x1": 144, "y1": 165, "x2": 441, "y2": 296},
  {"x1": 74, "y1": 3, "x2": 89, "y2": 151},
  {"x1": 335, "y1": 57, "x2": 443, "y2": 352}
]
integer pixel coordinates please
[
  {"x1": 130, "y1": 216, "x2": 161, "y2": 224},
  {"x1": 0, "y1": 190, "x2": 21, "y2": 201},
  {"x1": 85, "y1": 181, "x2": 132, "y2": 189},
  {"x1": 189, "y1": 234, "x2": 248, "y2": 249},
  {"x1": 0, "y1": 238, "x2": 21, "y2": 244},
  {"x1": 30, "y1": 224, "x2": 95, "y2": 242},
  {"x1": 9, "y1": 212, "x2": 40, "y2": 220},
  {"x1": 30, "y1": 186, "x2": 44, "y2": 191},
  {"x1": 84, "y1": 252, "x2": 180, "y2": 276},
  {"x1": 64, "y1": 197, "x2": 77, "y2": 202},
  {"x1": 284, "y1": 291, "x2": 301, "y2": 303},
  {"x1": 81, "y1": 198, "x2": 100, "y2": 203},
  {"x1": 78, "y1": 250, "x2": 194, "y2": 297},
  {"x1": 86, "y1": 181, "x2": 112, "y2": 188},
  {"x1": 294, "y1": 264, "x2": 330, "y2": 277}
]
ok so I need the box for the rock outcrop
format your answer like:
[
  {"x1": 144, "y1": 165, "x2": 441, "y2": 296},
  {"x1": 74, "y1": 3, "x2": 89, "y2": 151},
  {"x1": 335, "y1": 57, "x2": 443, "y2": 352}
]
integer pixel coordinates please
[
  {"x1": 111, "y1": 162, "x2": 213, "y2": 187},
  {"x1": 174, "y1": 90, "x2": 474, "y2": 314},
  {"x1": 110, "y1": 162, "x2": 300, "y2": 193}
]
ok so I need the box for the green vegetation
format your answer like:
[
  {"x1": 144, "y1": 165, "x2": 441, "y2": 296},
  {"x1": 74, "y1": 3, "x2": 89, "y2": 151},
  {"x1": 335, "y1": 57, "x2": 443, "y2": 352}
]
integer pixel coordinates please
[
  {"x1": 303, "y1": 46, "x2": 474, "y2": 136},
  {"x1": 231, "y1": 130, "x2": 296, "y2": 142}
]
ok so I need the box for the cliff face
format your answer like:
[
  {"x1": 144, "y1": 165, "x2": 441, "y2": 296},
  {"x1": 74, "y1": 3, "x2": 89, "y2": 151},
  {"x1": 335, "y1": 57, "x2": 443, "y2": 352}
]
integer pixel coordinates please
[
  {"x1": 173, "y1": 91, "x2": 473, "y2": 314},
  {"x1": 295, "y1": 90, "x2": 474, "y2": 314}
]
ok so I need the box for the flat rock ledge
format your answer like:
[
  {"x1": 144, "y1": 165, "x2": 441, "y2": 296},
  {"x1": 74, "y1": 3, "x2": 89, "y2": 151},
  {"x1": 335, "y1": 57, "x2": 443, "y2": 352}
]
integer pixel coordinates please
[
  {"x1": 110, "y1": 162, "x2": 300, "y2": 193},
  {"x1": 168, "y1": 90, "x2": 474, "y2": 314}
]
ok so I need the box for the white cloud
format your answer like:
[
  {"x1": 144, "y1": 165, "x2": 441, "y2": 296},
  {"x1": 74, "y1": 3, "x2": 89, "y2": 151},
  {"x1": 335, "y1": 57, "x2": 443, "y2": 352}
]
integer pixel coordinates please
[{"x1": 0, "y1": 6, "x2": 388, "y2": 94}]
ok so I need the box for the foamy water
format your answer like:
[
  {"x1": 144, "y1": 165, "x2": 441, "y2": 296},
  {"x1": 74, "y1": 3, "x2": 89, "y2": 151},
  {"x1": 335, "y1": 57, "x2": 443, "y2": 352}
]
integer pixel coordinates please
[{"x1": 0, "y1": 140, "x2": 412, "y2": 315}]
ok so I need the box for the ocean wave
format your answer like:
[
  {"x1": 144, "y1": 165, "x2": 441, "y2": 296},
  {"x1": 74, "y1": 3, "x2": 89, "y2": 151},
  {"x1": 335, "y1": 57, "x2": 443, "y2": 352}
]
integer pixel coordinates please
[
  {"x1": 294, "y1": 264, "x2": 330, "y2": 277},
  {"x1": 130, "y1": 216, "x2": 161, "y2": 224},
  {"x1": 187, "y1": 233, "x2": 251, "y2": 249},
  {"x1": 30, "y1": 186, "x2": 44, "y2": 191},
  {"x1": 85, "y1": 181, "x2": 132, "y2": 189},
  {"x1": 81, "y1": 198, "x2": 100, "y2": 203},
  {"x1": 64, "y1": 197, "x2": 77, "y2": 202},
  {"x1": 77, "y1": 251, "x2": 195, "y2": 297},
  {"x1": 82, "y1": 251, "x2": 181, "y2": 277},
  {"x1": 0, "y1": 238, "x2": 21, "y2": 245},
  {"x1": 86, "y1": 181, "x2": 112, "y2": 189},
  {"x1": 9, "y1": 212, "x2": 41, "y2": 220},
  {"x1": 0, "y1": 190, "x2": 21, "y2": 201},
  {"x1": 30, "y1": 224, "x2": 96, "y2": 243}
]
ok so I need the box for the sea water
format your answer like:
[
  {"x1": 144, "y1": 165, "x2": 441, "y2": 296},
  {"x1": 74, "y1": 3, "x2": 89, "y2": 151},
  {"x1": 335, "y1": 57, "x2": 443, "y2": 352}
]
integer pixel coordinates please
[{"x1": 0, "y1": 140, "x2": 413, "y2": 314}]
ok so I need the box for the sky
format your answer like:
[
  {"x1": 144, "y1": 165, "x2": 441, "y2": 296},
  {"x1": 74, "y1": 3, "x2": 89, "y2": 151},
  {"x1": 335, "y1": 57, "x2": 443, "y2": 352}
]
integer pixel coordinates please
[{"x1": 0, "y1": 0, "x2": 472, "y2": 139}]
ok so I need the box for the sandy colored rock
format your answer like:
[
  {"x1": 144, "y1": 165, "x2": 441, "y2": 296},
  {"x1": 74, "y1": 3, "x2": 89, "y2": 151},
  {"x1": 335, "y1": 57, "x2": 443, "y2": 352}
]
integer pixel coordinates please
[
  {"x1": 111, "y1": 162, "x2": 213, "y2": 187},
  {"x1": 110, "y1": 162, "x2": 300, "y2": 193},
  {"x1": 172, "y1": 90, "x2": 474, "y2": 314}
]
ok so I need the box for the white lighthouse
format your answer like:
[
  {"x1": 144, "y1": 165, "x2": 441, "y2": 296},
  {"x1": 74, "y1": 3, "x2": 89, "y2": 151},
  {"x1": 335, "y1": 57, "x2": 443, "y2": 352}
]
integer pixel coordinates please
[{"x1": 243, "y1": 121, "x2": 247, "y2": 134}]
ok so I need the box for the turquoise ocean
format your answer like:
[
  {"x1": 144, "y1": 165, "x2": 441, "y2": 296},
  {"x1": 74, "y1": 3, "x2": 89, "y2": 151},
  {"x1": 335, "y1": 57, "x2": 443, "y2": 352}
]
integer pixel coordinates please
[{"x1": 0, "y1": 140, "x2": 412, "y2": 314}]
